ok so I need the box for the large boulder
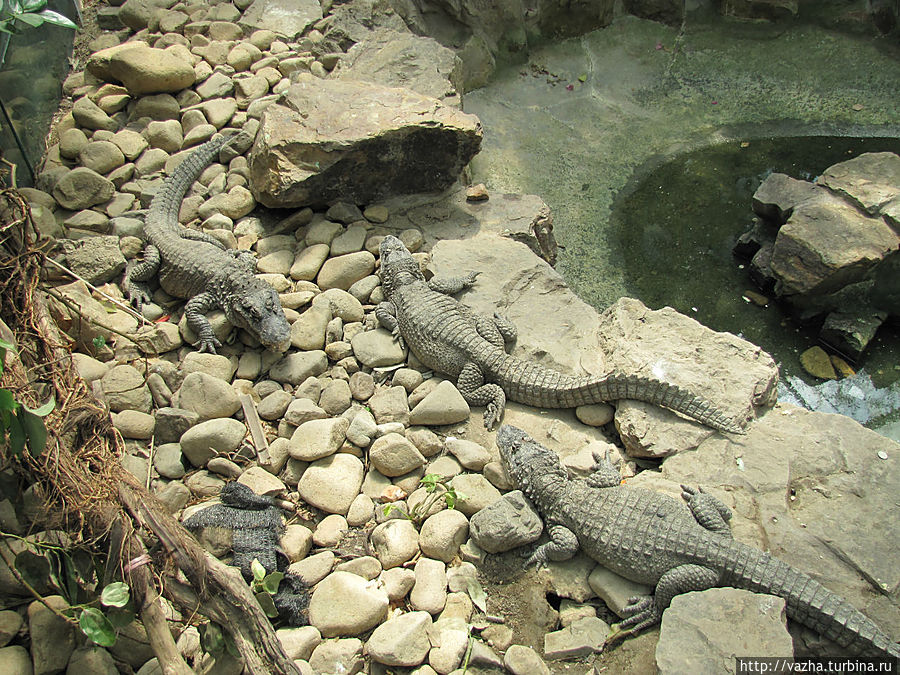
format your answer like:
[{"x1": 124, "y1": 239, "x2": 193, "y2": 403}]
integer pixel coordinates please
[
  {"x1": 239, "y1": 0, "x2": 321, "y2": 39},
  {"x1": 249, "y1": 76, "x2": 482, "y2": 208},
  {"x1": 88, "y1": 43, "x2": 196, "y2": 96}
]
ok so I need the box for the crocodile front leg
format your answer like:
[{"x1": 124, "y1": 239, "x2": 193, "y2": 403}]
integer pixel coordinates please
[
  {"x1": 681, "y1": 485, "x2": 733, "y2": 537},
  {"x1": 124, "y1": 244, "x2": 160, "y2": 309},
  {"x1": 375, "y1": 301, "x2": 405, "y2": 350},
  {"x1": 428, "y1": 271, "x2": 479, "y2": 295},
  {"x1": 457, "y1": 362, "x2": 506, "y2": 429},
  {"x1": 185, "y1": 292, "x2": 223, "y2": 353},
  {"x1": 618, "y1": 564, "x2": 720, "y2": 633},
  {"x1": 527, "y1": 523, "x2": 579, "y2": 566},
  {"x1": 586, "y1": 450, "x2": 623, "y2": 489}
]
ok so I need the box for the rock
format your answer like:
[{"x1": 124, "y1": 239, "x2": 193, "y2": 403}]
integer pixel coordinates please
[
  {"x1": 195, "y1": 71, "x2": 234, "y2": 99},
  {"x1": 72, "y1": 96, "x2": 118, "y2": 132},
  {"x1": 289, "y1": 551, "x2": 335, "y2": 586},
  {"x1": 290, "y1": 244, "x2": 330, "y2": 280},
  {"x1": 117, "y1": 0, "x2": 171, "y2": 31},
  {"x1": 184, "y1": 470, "x2": 225, "y2": 497},
  {"x1": 145, "y1": 119, "x2": 183, "y2": 153},
  {"x1": 366, "y1": 611, "x2": 432, "y2": 667},
  {"x1": 101, "y1": 364, "x2": 152, "y2": 413},
  {"x1": 468, "y1": 490, "x2": 543, "y2": 553},
  {"x1": 308, "y1": 571, "x2": 389, "y2": 637},
  {"x1": 289, "y1": 417, "x2": 350, "y2": 461},
  {"x1": 290, "y1": 304, "x2": 331, "y2": 350},
  {"x1": 257, "y1": 389, "x2": 292, "y2": 420},
  {"x1": 0, "y1": 610, "x2": 22, "y2": 648},
  {"x1": 504, "y1": 644, "x2": 550, "y2": 675},
  {"x1": 410, "y1": 557, "x2": 447, "y2": 615},
  {"x1": 297, "y1": 453, "x2": 364, "y2": 515},
  {"x1": 28, "y1": 595, "x2": 75, "y2": 675},
  {"x1": 61, "y1": 235, "x2": 126, "y2": 284},
  {"x1": 346, "y1": 409, "x2": 377, "y2": 447},
  {"x1": 445, "y1": 438, "x2": 490, "y2": 471},
  {"x1": 369, "y1": 433, "x2": 426, "y2": 477},
  {"x1": 308, "y1": 637, "x2": 364, "y2": 675},
  {"x1": 449, "y1": 474, "x2": 502, "y2": 516},
  {"x1": 269, "y1": 351, "x2": 327, "y2": 386},
  {"x1": 318, "y1": 379, "x2": 351, "y2": 416},
  {"x1": 281, "y1": 524, "x2": 313, "y2": 562},
  {"x1": 575, "y1": 403, "x2": 615, "y2": 427},
  {"x1": 350, "y1": 328, "x2": 406, "y2": 367},
  {"x1": 52, "y1": 168, "x2": 115, "y2": 210},
  {"x1": 333, "y1": 30, "x2": 461, "y2": 104},
  {"x1": 284, "y1": 398, "x2": 328, "y2": 426},
  {"x1": 178, "y1": 417, "x2": 245, "y2": 466},
  {"x1": 0, "y1": 646, "x2": 32, "y2": 675},
  {"x1": 79, "y1": 140, "x2": 126, "y2": 174},
  {"x1": 817, "y1": 151, "x2": 900, "y2": 216},
  {"x1": 100, "y1": 44, "x2": 195, "y2": 96},
  {"x1": 153, "y1": 443, "x2": 185, "y2": 479},
  {"x1": 112, "y1": 409, "x2": 155, "y2": 439},
  {"x1": 249, "y1": 78, "x2": 482, "y2": 208},
  {"x1": 171, "y1": 372, "x2": 241, "y2": 421},
  {"x1": 752, "y1": 172, "x2": 822, "y2": 224},
  {"x1": 153, "y1": 407, "x2": 199, "y2": 444},
  {"x1": 238, "y1": 465, "x2": 285, "y2": 496},
  {"x1": 799, "y1": 345, "x2": 837, "y2": 380},
  {"x1": 311, "y1": 288, "x2": 365, "y2": 323},
  {"x1": 71, "y1": 353, "x2": 109, "y2": 383},
  {"x1": 543, "y1": 616, "x2": 609, "y2": 660},
  {"x1": 66, "y1": 646, "x2": 118, "y2": 675},
  {"x1": 317, "y1": 251, "x2": 376, "y2": 291},
  {"x1": 239, "y1": 0, "x2": 320, "y2": 37},
  {"x1": 313, "y1": 514, "x2": 349, "y2": 547},
  {"x1": 408, "y1": 381, "x2": 470, "y2": 426},
  {"x1": 370, "y1": 518, "x2": 420, "y2": 569},
  {"x1": 368, "y1": 386, "x2": 410, "y2": 426},
  {"x1": 656, "y1": 589, "x2": 793, "y2": 672},
  {"x1": 207, "y1": 456, "x2": 243, "y2": 479},
  {"x1": 587, "y1": 566, "x2": 653, "y2": 618},
  {"x1": 330, "y1": 224, "x2": 367, "y2": 256},
  {"x1": 181, "y1": 351, "x2": 235, "y2": 381},
  {"x1": 276, "y1": 625, "x2": 321, "y2": 662},
  {"x1": 418, "y1": 509, "x2": 469, "y2": 563}
]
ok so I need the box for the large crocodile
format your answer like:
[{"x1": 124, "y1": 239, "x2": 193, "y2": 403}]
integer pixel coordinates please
[
  {"x1": 124, "y1": 134, "x2": 290, "y2": 354},
  {"x1": 376, "y1": 235, "x2": 743, "y2": 432},
  {"x1": 496, "y1": 424, "x2": 900, "y2": 658}
]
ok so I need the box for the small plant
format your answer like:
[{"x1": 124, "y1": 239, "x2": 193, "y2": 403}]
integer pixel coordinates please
[
  {"x1": 383, "y1": 473, "x2": 463, "y2": 523},
  {"x1": 249, "y1": 557, "x2": 283, "y2": 619},
  {"x1": 200, "y1": 621, "x2": 240, "y2": 660},
  {"x1": 0, "y1": 0, "x2": 78, "y2": 34},
  {"x1": 75, "y1": 581, "x2": 134, "y2": 647},
  {"x1": 0, "y1": 336, "x2": 54, "y2": 458}
]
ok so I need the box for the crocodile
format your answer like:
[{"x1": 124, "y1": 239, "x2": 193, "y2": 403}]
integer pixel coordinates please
[
  {"x1": 376, "y1": 235, "x2": 743, "y2": 432},
  {"x1": 496, "y1": 424, "x2": 900, "y2": 658},
  {"x1": 124, "y1": 134, "x2": 290, "y2": 354}
]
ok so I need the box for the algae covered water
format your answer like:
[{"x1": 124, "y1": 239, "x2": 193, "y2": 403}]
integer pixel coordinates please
[{"x1": 609, "y1": 135, "x2": 900, "y2": 388}]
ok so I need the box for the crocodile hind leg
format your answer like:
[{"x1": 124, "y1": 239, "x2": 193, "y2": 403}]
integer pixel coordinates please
[
  {"x1": 527, "y1": 523, "x2": 579, "y2": 566},
  {"x1": 180, "y1": 227, "x2": 227, "y2": 250},
  {"x1": 475, "y1": 313, "x2": 518, "y2": 351},
  {"x1": 586, "y1": 450, "x2": 622, "y2": 489},
  {"x1": 375, "y1": 301, "x2": 405, "y2": 350},
  {"x1": 492, "y1": 313, "x2": 517, "y2": 347},
  {"x1": 681, "y1": 485, "x2": 733, "y2": 537},
  {"x1": 428, "y1": 271, "x2": 479, "y2": 295},
  {"x1": 457, "y1": 362, "x2": 506, "y2": 429},
  {"x1": 124, "y1": 244, "x2": 160, "y2": 309},
  {"x1": 185, "y1": 292, "x2": 223, "y2": 353},
  {"x1": 619, "y1": 564, "x2": 720, "y2": 633}
]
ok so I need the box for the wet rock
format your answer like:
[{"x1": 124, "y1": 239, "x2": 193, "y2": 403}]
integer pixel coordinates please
[
  {"x1": 410, "y1": 557, "x2": 447, "y2": 615},
  {"x1": 297, "y1": 453, "x2": 364, "y2": 515},
  {"x1": 656, "y1": 589, "x2": 792, "y2": 672},
  {"x1": 308, "y1": 571, "x2": 389, "y2": 637},
  {"x1": 799, "y1": 345, "x2": 836, "y2": 380},
  {"x1": 408, "y1": 380, "x2": 470, "y2": 426},
  {"x1": 468, "y1": 490, "x2": 543, "y2": 554},
  {"x1": 370, "y1": 518, "x2": 420, "y2": 569},
  {"x1": 249, "y1": 78, "x2": 482, "y2": 208},
  {"x1": 817, "y1": 151, "x2": 900, "y2": 216},
  {"x1": 820, "y1": 310, "x2": 887, "y2": 360},
  {"x1": 366, "y1": 610, "x2": 432, "y2": 667},
  {"x1": 543, "y1": 616, "x2": 609, "y2": 660}
]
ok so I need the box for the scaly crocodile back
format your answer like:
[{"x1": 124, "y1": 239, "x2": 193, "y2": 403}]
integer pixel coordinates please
[{"x1": 144, "y1": 134, "x2": 234, "y2": 240}]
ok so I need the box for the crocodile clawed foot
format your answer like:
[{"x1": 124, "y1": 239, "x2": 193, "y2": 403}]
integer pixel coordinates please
[
  {"x1": 483, "y1": 404, "x2": 501, "y2": 430},
  {"x1": 391, "y1": 326, "x2": 406, "y2": 351},
  {"x1": 195, "y1": 336, "x2": 222, "y2": 354},
  {"x1": 618, "y1": 595, "x2": 660, "y2": 634},
  {"x1": 463, "y1": 271, "x2": 480, "y2": 287}
]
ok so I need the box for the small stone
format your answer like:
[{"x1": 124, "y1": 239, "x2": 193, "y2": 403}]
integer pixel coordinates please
[
  {"x1": 308, "y1": 571, "x2": 389, "y2": 637},
  {"x1": 257, "y1": 389, "x2": 293, "y2": 420},
  {"x1": 179, "y1": 417, "x2": 246, "y2": 467},
  {"x1": 543, "y1": 616, "x2": 609, "y2": 660},
  {"x1": 349, "y1": 371, "x2": 375, "y2": 401},
  {"x1": 350, "y1": 328, "x2": 406, "y2": 367},
  {"x1": 370, "y1": 518, "x2": 420, "y2": 569},
  {"x1": 269, "y1": 351, "x2": 327, "y2": 386},
  {"x1": 284, "y1": 398, "x2": 328, "y2": 426},
  {"x1": 346, "y1": 493, "x2": 375, "y2": 527},
  {"x1": 28, "y1": 595, "x2": 75, "y2": 674},
  {"x1": 281, "y1": 523, "x2": 313, "y2": 562},
  {"x1": 308, "y1": 637, "x2": 364, "y2": 675},
  {"x1": 366, "y1": 610, "x2": 432, "y2": 667},
  {"x1": 363, "y1": 204, "x2": 388, "y2": 223},
  {"x1": 466, "y1": 183, "x2": 489, "y2": 201},
  {"x1": 297, "y1": 453, "x2": 364, "y2": 515},
  {"x1": 238, "y1": 465, "x2": 285, "y2": 496},
  {"x1": 317, "y1": 251, "x2": 376, "y2": 291},
  {"x1": 289, "y1": 551, "x2": 335, "y2": 586},
  {"x1": 290, "y1": 304, "x2": 331, "y2": 351},
  {"x1": 800, "y1": 346, "x2": 837, "y2": 380},
  {"x1": 418, "y1": 509, "x2": 469, "y2": 563},
  {"x1": 369, "y1": 433, "x2": 427, "y2": 477},
  {"x1": 0, "y1": 610, "x2": 23, "y2": 648},
  {"x1": 504, "y1": 644, "x2": 550, "y2": 675},
  {"x1": 153, "y1": 443, "x2": 186, "y2": 479},
  {"x1": 449, "y1": 474, "x2": 502, "y2": 517},
  {"x1": 574, "y1": 403, "x2": 614, "y2": 427},
  {"x1": 468, "y1": 490, "x2": 543, "y2": 553},
  {"x1": 445, "y1": 438, "x2": 490, "y2": 471},
  {"x1": 172, "y1": 372, "x2": 241, "y2": 421},
  {"x1": 408, "y1": 381, "x2": 470, "y2": 426},
  {"x1": 289, "y1": 417, "x2": 349, "y2": 461},
  {"x1": 380, "y1": 567, "x2": 416, "y2": 602},
  {"x1": 368, "y1": 386, "x2": 410, "y2": 426},
  {"x1": 290, "y1": 244, "x2": 331, "y2": 280},
  {"x1": 276, "y1": 625, "x2": 321, "y2": 662},
  {"x1": 410, "y1": 557, "x2": 447, "y2": 615},
  {"x1": 112, "y1": 409, "x2": 156, "y2": 439}
]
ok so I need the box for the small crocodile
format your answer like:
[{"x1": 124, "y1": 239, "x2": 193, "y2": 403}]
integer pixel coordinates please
[
  {"x1": 124, "y1": 134, "x2": 290, "y2": 354},
  {"x1": 497, "y1": 424, "x2": 900, "y2": 658},
  {"x1": 376, "y1": 235, "x2": 742, "y2": 432}
]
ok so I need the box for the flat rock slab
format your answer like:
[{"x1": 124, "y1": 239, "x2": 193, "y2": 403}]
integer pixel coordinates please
[
  {"x1": 817, "y1": 151, "x2": 900, "y2": 217},
  {"x1": 239, "y1": 0, "x2": 321, "y2": 38},
  {"x1": 661, "y1": 403, "x2": 900, "y2": 645},
  {"x1": 429, "y1": 234, "x2": 775, "y2": 454},
  {"x1": 249, "y1": 77, "x2": 482, "y2": 208}
]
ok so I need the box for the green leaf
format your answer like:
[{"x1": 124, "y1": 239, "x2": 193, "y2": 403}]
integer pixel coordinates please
[
  {"x1": 262, "y1": 570, "x2": 283, "y2": 595},
  {"x1": 18, "y1": 408, "x2": 48, "y2": 457},
  {"x1": 200, "y1": 622, "x2": 225, "y2": 654},
  {"x1": 24, "y1": 394, "x2": 54, "y2": 417},
  {"x1": 79, "y1": 607, "x2": 117, "y2": 646},
  {"x1": 14, "y1": 549, "x2": 50, "y2": 590},
  {"x1": 8, "y1": 413, "x2": 25, "y2": 457},
  {"x1": 36, "y1": 8, "x2": 77, "y2": 29},
  {"x1": 14, "y1": 11, "x2": 43, "y2": 27},
  {"x1": 0, "y1": 388, "x2": 18, "y2": 412},
  {"x1": 578, "y1": 74, "x2": 587, "y2": 82},
  {"x1": 255, "y1": 591, "x2": 279, "y2": 618},
  {"x1": 91, "y1": 336, "x2": 106, "y2": 350},
  {"x1": 444, "y1": 491, "x2": 456, "y2": 510},
  {"x1": 20, "y1": 0, "x2": 46, "y2": 12},
  {"x1": 0, "y1": 337, "x2": 13, "y2": 351},
  {"x1": 250, "y1": 558, "x2": 266, "y2": 582},
  {"x1": 100, "y1": 581, "x2": 130, "y2": 608}
]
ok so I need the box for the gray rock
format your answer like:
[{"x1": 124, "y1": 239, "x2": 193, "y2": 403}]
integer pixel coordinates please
[
  {"x1": 276, "y1": 625, "x2": 321, "y2": 662},
  {"x1": 269, "y1": 350, "x2": 327, "y2": 386},
  {"x1": 0, "y1": 646, "x2": 32, "y2": 675},
  {"x1": 350, "y1": 328, "x2": 406, "y2": 367},
  {"x1": 66, "y1": 646, "x2": 118, "y2": 675},
  {"x1": 112, "y1": 409, "x2": 156, "y2": 439},
  {"x1": 79, "y1": 140, "x2": 126, "y2": 174},
  {"x1": 369, "y1": 433, "x2": 426, "y2": 477},
  {"x1": 288, "y1": 551, "x2": 335, "y2": 586},
  {"x1": 284, "y1": 397, "x2": 328, "y2": 426},
  {"x1": 0, "y1": 610, "x2": 23, "y2": 648},
  {"x1": 504, "y1": 644, "x2": 550, "y2": 675},
  {"x1": 317, "y1": 251, "x2": 376, "y2": 291},
  {"x1": 61, "y1": 235, "x2": 125, "y2": 285},
  {"x1": 239, "y1": 0, "x2": 321, "y2": 38},
  {"x1": 543, "y1": 616, "x2": 609, "y2": 660},
  {"x1": 101, "y1": 364, "x2": 152, "y2": 413},
  {"x1": 308, "y1": 571, "x2": 389, "y2": 638},
  {"x1": 368, "y1": 386, "x2": 410, "y2": 426},
  {"x1": 449, "y1": 474, "x2": 502, "y2": 517},
  {"x1": 153, "y1": 406, "x2": 199, "y2": 444},
  {"x1": 257, "y1": 389, "x2": 292, "y2": 420},
  {"x1": 587, "y1": 566, "x2": 653, "y2": 618},
  {"x1": 410, "y1": 557, "x2": 447, "y2": 615},
  {"x1": 249, "y1": 77, "x2": 482, "y2": 208},
  {"x1": 656, "y1": 589, "x2": 793, "y2": 672},
  {"x1": 366, "y1": 610, "x2": 432, "y2": 667},
  {"x1": 179, "y1": 417, "x2": 246, "y2": 467},
  {"x1": 181, "y1": 351, "x2": 235, "y2": 382},
  {"x1": 346, "y1": 408, "x2": 377, "y2": 447},
  {"x1": 468, "y1": 490, "x2": 542, "y2": 554},
  {"x1": 152, "y1": 442, "x2": 186, "y2": 479},
  {"x1": 28, "y1": 596, "x2": 75, "y2": 675},
  {"x1": 408, "y1": 380, "x2": 470, "y2": 426},
  {"x1": 308, "y1": 637, "x2": 364, "y2": 675},
  {"x1": 72, "y1": 95, "x2": 118, "y2": 132},
  {"x1": 370, "y1": 518, "x2": 420, "y2": 569},
  {"x1": 171, "y1": 372, "x2": 241, "y2": 421},
  {"x1": 52, "y1": 168, "x2": 115, "y2": 210},
  {"x1": 297, "y1": 453, "x2": 364, "y2": 515},
  {"x1": 290, "y1": 304, "x2": 331, "y2": 351},
  {"x1": 290, "y1": 243, "x2": 330, "y2": 280},
  {"x1": 752, "y1": 172, "x2": 822, "y2": 223}
]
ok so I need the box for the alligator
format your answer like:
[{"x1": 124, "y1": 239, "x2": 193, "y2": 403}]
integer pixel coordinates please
[
  {"x1": 496, "y1": 424, "x2": 900, "y2": 658},
  {"x1": 124, "y1": 134, "x2": 290, "y2": 354},
  {"x1": 376, "y1": 235, "x2": 743, "y2": 432}
]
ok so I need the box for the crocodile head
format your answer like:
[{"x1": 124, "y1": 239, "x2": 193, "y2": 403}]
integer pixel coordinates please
[
  {"x1": 379, "y1": 235, "x2": 425, "y2": 297},
  {"x1": 497, "y1": 425, "x2": 568, "y2": 491},
  {"x1": 228, "y1": 282, "x2": 291, "y2": 353}
]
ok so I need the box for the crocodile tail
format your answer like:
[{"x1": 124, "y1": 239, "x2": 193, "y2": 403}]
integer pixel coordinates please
[
  {"x1": 146, "y1": 134, "x2": 235, "y2": 229},
  {"x1": 720, "y1": 542, "x2": 900, "y2": 657},
  {"x1": 495, "y1": 360, "x2": 744, "y2": 433}
]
